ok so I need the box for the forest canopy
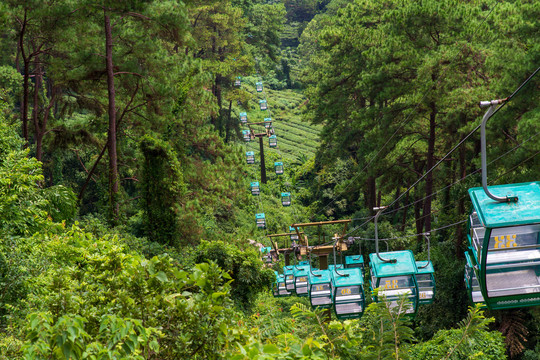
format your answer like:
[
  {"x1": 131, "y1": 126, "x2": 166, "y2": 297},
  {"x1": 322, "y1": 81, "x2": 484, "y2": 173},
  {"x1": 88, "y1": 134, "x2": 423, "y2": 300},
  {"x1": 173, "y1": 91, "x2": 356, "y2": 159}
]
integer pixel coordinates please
[{"x1": 0, "y1": 0, "x2": 538, "y2": 359}]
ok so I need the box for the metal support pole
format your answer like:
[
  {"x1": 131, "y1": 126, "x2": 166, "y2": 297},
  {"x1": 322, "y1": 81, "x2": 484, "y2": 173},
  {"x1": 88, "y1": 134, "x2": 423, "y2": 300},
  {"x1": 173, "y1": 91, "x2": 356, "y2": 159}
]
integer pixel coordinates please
[
  {"x1": 284, "y1": 252, "x2": 290, "y2": 266},
  {"x1": 308, "y1": 248, "x2": 321, "y2": 277},
  {"x1": 333, "y1": 234, "x2": 349, "y2": 277},
  {"x1": 479, "y1": 99, "x2": 517, "y2": 203},
  {"x1": 374, "y1": 207, "x2": 396, "y2": 263},
  {"x1": 259, "y1": 136, "x2": 267, "y2": 184},
  {"x1": 419, "y1": 233, "x2": 431, "y2": 269}
]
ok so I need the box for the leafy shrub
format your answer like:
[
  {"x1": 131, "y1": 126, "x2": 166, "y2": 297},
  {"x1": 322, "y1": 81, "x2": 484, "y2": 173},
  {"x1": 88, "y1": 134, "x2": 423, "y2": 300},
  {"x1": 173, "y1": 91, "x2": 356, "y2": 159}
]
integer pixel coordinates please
[
  {"x1": 5, "y1": 226, "x2": 245, "y2": 359},
  {"x1": 194, "y1": 240, "x2": 275, "y2": 310}
]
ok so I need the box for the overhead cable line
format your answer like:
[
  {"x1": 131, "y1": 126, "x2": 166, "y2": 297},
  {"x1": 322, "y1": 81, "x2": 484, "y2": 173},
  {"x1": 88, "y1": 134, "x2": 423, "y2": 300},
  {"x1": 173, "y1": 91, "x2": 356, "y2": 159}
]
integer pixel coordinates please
[
  {"x1": 346, "y1": 127, "x2": 540, "y2": 239},
  {"x1": 353, "y1": 147, "x2": 540, "y2": 242},
  {"x1": 349, "y1": 219, "x2": 468, "y2": 242},
  {"x1": 383, "y1": 65, "x2": 540, "y2": 212},
  {"x1": 380, "y1": 127, "x2": 540, "y2": 217},
  {"x1": 343, "y1": 65, "x2": 540, "y2": 237}
]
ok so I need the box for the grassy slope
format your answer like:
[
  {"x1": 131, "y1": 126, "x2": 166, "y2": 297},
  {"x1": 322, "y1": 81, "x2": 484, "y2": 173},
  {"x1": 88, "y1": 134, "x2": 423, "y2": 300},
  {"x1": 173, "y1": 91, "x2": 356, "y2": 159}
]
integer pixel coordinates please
[{"x1": 238, "y1": 81, "x2": 321, "y2": 164}]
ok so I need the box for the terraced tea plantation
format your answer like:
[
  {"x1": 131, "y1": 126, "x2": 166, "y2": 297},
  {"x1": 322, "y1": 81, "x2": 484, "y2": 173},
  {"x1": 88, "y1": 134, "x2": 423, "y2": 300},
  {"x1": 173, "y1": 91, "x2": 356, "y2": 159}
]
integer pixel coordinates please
[{"x1": 237, "y1": 79, "x2": 321, "y2": 163}]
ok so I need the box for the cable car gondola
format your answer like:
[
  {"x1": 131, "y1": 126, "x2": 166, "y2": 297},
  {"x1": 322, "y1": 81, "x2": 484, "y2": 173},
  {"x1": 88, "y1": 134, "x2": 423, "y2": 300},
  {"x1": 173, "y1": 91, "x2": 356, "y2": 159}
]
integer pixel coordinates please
[
  {"x1": 332, "y1": 268, "x2": 365, "y2": 319},
  {"x1": 264, "y1": 117, "x2": 272, "y2": 129},
  {"x1": 290, "y1": 226, "x2": 298, "y2": 243},
  {"x1": 465, "y1": 182, "x2": 540, "y2": 309},
  {"x1": 309, "y1": 268, "x2": 333, "y2": 309},
  {"x1": 259, "y1": 100, "x2": 267, "y2": 111},
  {"x1": 416, "y1": 261, "x2": 435, "y2": 305},
  {"x1": 369, "y1": 251, "x2": 419, "y2": 315},
  {"x1": 273, "y1": 271, "x2": 291, "y2": 297},
  {"x1": 463, "y1": 99, "x2": 540, "y2": 310},
  {"x1": 330, "y1": 240, "x2": 365, "y2": 319},
  {"x1": 239, "y1": 112, "x2": 247, "y2": 124},
  {"x1": 250, "y1": 182, "x2": 260, "y2": 196},
  {"x1": 293, "y1": 265, "x2": 310, "y2": 297},
  {"x1": 235, "y1": 76, "x2": 241, "y2": 87},
  {"x1": 269, "y1": 135, "x2": 277, "y2": 148},
  {"x1": 261, "y1": 246, "x2": 273, "y2": 264},
  {"x1": 242, "y1": 130, "x2": 251, "y2": 142},
  {"x1": 274, "y1": 161, "x2": 283, "y2": 174},
  {"x1": 345, "y1": 255, "x2": 365, "y2": 276},
  {"x1": 246, "y1": 151, "x2": 255, "y2": 164},
  {"x1": 281, "y1": 192, "x2": 291, "y2": 206},
  {"x1": 256, "y1": 82, "x2": 263, "y2": 92},
  {"x1": 284, "y1": 265, "x2": 295, "y2": 292},
  {"x1": 256, "y1": 213, "x2": 266, "y2": 229},
  {"x1": 368, "y1": 207, "x2": 419, "y2": 315}
]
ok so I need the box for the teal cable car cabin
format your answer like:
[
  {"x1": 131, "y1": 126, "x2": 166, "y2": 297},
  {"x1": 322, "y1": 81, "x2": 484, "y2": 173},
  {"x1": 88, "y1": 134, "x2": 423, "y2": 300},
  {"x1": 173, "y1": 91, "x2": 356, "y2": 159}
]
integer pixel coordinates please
[
  {"x1": 331, "y1": 267, "x2": 365, "y2": 319},
  {"x1": 273, "y1": 271, "x2": 291, "y2": 297},
  {"x1": 269, "y1": 135, "x2": 277, "y2": 148},
  {"x1": 284, "y1": 265, "x2": 295, "y2": 292},
  {"x1": 465, "y1": 182, "x2": 540, "y2": 309},
  {"x1": 239, "y1": 112, "x2": 247, "y2": 124},
  {"x1": 261, "y1": 246, "x2": 272, "y2": 264},
  {"x1": 264, "y1": 117, "x2": 272, "y2": 128},
  {"x1": 255, "y1": 213, "x2": 266, "y2": 229},
  {"x1": 416, "y1": 261, "x2": 435, "y2": 304},
  {"x1": 274, "y1": 161, "x2": 283, "y2": 174},
  {"x1": 369, "y1": 251, "x2": 419, "y2": 315},
  {"x1": 345, "y1": 255, "x2": 365, "y2": 276},
  {"x1": 290, "y1": 226, "x2": 298, "y2": 242},
  {"x1": 250, "y1": 182, "x2": 260, "y2": 196},
  {"x1": 259, "y1": 100, "x2": 267, "y2": 110},
  {"x1": 242, "y1": 130, "x2": 251, "y2": 142},
  {"x1": 256, "y1": 82, "x2": 263, "y2": 92},
  {"x1": 246, "y1": 151, "x2": 255, "y2": 164},
  {"x1": 293, "y1": 265, "x2": 310, "y2": 296},
  {"x1": 309, "y1": 269, "x2": 333, "y2": 309},
  {"x1": 234, "y1": 76, "x2": 241, "y2": 87},
  {"x1": 281, "y1": 192, "x2": 291, "y2": 206}
]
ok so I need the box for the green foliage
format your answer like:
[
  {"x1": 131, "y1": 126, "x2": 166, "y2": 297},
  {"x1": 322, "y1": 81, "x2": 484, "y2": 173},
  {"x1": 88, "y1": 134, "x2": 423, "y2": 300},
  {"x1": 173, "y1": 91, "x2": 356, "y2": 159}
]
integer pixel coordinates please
[
  {"x1": 359, "y1": 293, "x2": 415, "y2": 360},
  {"x1": 22, "y1": 313, "x2": 159, "y2": 360},
  {"x1": 231, "y1": 335, "x2": 327, "y2": 359},
  {"x1": 0, "y1": 66, "x2": 22, "y2": 106},
  {"x1": 0, "y1": 1, "x2": 538, "y2": 358},
  {"x1": 0, "y1": 225, "x2": 244, "y2": 359},
  {"x1": 41, "y1": 185, "x2": 78, "y2": 223},
  {"x1": 0, "y1": 96, "x2": 53, "y2": 236},
  {"x1": 410, "y1": 305, "x2": 506, "y2": 360},
  {"x1": 139, "y1": 134, "x2": 186, "y2": 246},
  {"x1": 0, "y1": 335, "x2": 23, "y2": 360},
  {"x1": 194, "y1": 240, "x2": 275, "y2": 310}
]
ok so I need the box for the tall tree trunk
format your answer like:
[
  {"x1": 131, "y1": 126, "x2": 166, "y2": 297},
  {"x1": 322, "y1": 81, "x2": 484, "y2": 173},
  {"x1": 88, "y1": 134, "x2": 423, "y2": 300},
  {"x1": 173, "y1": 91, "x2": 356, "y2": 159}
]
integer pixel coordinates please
[
  {"x1": 414, "y1": 194, "x2": 424, "y2": 240},
  {"x1": 422, "y1": 102, "x2": 437, "y2": 234},
  {"x1": 18, "y1": 9, "x2": 30, "y2": 146},
  {"x1": 225, "y1": 100, "x2": 232, "y2": 143},
  {"x1": 104, "y1": 11, "x2": 119, "y2": 221},
  {"x1": 365, "y1": 176, "x2": 376, "y2": 214},
  {"x1": 32, "y1": 56, "x2": 42, "y2": 160},
  {"x1": 400, "y1": 188, "x2": 410, "y2": 231},
  {"x1": 22, "y1": 58, "x2": 30, "y2": 146},
  {"x1": 456, "y1": 141, "x2": 467, "y2": 258}
]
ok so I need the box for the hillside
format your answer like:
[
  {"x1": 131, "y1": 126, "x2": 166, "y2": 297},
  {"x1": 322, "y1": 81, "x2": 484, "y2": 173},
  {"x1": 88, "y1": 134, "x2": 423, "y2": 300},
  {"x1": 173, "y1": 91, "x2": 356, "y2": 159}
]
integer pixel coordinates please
[{"x1": 237, "y1": 78, "x2": 321, "y2": 163}]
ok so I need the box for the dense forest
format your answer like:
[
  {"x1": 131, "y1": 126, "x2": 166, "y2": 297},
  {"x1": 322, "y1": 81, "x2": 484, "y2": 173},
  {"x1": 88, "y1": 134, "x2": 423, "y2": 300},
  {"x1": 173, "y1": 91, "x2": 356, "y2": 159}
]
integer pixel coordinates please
[{"x1": 0, "y1": 0, "x2": 538, "y2": 359}]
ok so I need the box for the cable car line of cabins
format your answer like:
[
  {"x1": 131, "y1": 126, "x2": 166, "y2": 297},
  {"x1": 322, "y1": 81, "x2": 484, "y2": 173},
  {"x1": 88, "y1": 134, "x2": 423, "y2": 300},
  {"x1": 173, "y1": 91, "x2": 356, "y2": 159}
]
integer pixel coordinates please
[
  {"x1": 266, "y1": 218, "x2": 436, "y2": 320},
  {"x1": 248, "y1": 69, "x2": 539, "y2": 317}
]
